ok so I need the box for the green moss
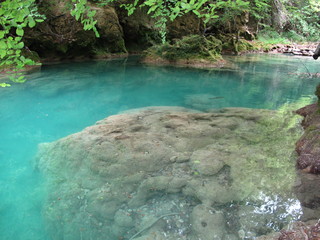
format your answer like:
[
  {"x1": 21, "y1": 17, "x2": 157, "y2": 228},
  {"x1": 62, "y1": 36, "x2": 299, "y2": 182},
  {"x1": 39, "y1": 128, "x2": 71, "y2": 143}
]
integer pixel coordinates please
[
  {"x1": 315, "y1": 84, "x2": 320, "y2": 103},
  {"x1": 112, "y1": 39, "x2": 127, "y2": 53},
  {"x1": 219, "y1": 34, "x2": 258, "y2": 54},
  {"x1": 257, "y1": 29, "x2": 291, "y2": 45},
  {"x1": 56, "y1": 44, "x2": 69, "y2": 54},
  {"x1": 145, "y1": 35, "x2": 223, "y2": 62},
  {"x1": 236, "y1": 39, "x2": 256, "y2": 52},
  {"x1": 306, "y1": 125, "x2": 318, "y2": 133}
]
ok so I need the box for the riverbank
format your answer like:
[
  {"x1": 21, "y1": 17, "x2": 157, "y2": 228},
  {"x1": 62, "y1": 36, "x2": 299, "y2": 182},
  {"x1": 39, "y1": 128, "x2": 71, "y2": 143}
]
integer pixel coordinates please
[
  {"x1": 266, "y1": 42, "x2": 318, "y2": 56},
  {"x1": 139, "y1": 39, "x2": 318, "y2": 71},
  {"x1": 256, "y1": 100, "x2": 320, "y2": 239}
]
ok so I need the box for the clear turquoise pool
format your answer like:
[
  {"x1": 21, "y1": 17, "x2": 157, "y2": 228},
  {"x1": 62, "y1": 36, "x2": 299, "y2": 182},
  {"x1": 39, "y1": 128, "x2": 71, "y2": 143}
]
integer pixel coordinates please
[{"x1": 0, "y1": 54, "x2": 319, "y2": 239}]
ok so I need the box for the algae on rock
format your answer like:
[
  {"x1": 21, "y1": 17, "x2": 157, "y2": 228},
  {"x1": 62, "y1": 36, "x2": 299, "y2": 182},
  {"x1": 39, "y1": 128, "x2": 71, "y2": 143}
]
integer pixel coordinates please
[
  {"x1": 35, "y1": 106, "x2": 302, "y2": 240},
  {"x1": 142, "y1": 35, "x2": 225, "y2": 68}
]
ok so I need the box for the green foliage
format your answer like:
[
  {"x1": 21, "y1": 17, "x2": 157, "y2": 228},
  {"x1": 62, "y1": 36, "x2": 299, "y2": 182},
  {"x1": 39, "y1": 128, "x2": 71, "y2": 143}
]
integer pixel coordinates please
[
  {"x1": 258, "y1": 0, "x2": 320, "y2": 43},
  {"x1": 70, "y1": 0, "x2": 100, "y2": 37},
  {"x1": 257, "y1": 27, "x2": 291, "y2": 44},
  {"x1": 108, "y1": 0, "x2": 271, "y2": 43},
  {"x1": 0, "y1": 0, "x2": 45, "y2": 86},
  {"x1": 0, "y1": 0, "x2": 99, "y2": 86},
  {"x1": 209, "y1": 0, "x2": 250, "y2": 24},
  {"x1": 249, "y1": 0, "x2": 271, "y2": 20},
  {"x1": 285, "y1": 3, "x2": 320, "y2": 41},
  {"x1": 104, "y1": 0, "x2": 230, "y2": 43}
]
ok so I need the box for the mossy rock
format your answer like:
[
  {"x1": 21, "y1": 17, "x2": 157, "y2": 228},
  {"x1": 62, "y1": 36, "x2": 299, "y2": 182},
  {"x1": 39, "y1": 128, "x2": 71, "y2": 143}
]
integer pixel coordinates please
[
  {"x1": 315, "y1": 84, "x2": 320, "y2": 103},
  {"x1": 144, "y1": 35, "x2": 223, "y2": 63},
  {"x1": 236, "y1": 39, "x2": 257, "y2": 52},
  {"x1": 166, "y1": 13, "x2": 202, "y2": 40},
  {"x1": 24, "y1": 0, "x2": 127, "y2": 60},
  {"x1": 219, "y1": 34, "x2": 258, "y2": 54},
  {"x1": 116, "y1": 7, "x2": 162, "y2": 52}
]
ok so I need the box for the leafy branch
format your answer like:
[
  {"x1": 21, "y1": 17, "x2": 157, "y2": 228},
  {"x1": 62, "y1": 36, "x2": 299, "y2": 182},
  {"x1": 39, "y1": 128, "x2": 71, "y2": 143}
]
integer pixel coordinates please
[
  {"x1": 70, "y1": 0, "x2": 100, "y2": 37},
  {"x1": 0, "y1": 0, "x2": 45, "y2": 87}
]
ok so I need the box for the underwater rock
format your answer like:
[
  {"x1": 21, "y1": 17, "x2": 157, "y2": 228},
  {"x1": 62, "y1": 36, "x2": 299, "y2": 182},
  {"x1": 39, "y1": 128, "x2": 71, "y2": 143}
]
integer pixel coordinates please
[
  {"x1": 190, "y1": 204, "x2": 227, "y2": 239},
  {"x1": 190, "y1": 149, "x2": 225, "y2": 176},
  {"x1": 36, "y1": 106, "x2": 302, "y2": 240},
  {"x1": 184, "y1": 94, "x2": 225, "y2": 111},
  {"x1": 256, "y1": 220, "x2": 320, "y2": 240}
]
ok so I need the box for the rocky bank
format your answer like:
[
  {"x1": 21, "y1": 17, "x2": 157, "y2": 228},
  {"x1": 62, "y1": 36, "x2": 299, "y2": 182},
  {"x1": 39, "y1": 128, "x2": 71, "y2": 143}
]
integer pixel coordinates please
[
  {"x1": 255, "y1": 97, "x2": 320, "y2": 240},
  {"x1": 35, "y1": 106, "x2": 303, "y2": 240},
  {"x1": 294, "y1": 92, "x2": 320, "y2": 222}
]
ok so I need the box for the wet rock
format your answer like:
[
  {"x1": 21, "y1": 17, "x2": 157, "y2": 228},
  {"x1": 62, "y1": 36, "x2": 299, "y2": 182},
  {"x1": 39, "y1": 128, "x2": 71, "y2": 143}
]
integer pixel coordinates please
[
  {"x1": 114, "y1": 209, "x2": 134, "y2": 227},
  {"x1": 267, "y1": 43, "x2": 317, "y2": 56},
  {"x1": 35, "y1": 106, "x2": 302, "y2": 239},
  {"x1": 294, "y1": 171, "x2": 320, "y2": 221},
  {"x1": 190, "y1": 149, "x2": 225, "y2": 176},
  {"x1": 133, "y1": 231, "x2": 167, "y2": 240},
  {"x1": 185, "y1": 94, "x2": 225, "y2": 111},
  {"x1": 296, "y1": 103, "x2": 320, "y2": 173},
  {"x1": 190, "y1": 204, "x2": 226, "y2": 239},
  {"x1": 128, "y1": 176, "x2": 188, "y2": 208},
  {"x1": 256, "y1": 220, "x2": 320, "y2": 240}
]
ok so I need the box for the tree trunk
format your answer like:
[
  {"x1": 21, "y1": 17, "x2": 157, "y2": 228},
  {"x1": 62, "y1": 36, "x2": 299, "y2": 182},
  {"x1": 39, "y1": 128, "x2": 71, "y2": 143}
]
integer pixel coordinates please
[{"x1": 271, "y1": 0, "x2": 289, "y2": 32}]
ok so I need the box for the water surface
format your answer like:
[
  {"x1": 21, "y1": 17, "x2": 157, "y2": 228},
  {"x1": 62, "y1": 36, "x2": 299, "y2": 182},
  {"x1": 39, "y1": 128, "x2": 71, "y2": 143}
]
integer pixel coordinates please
[{"x1": 0, "y1": 54, "x2": 319, "y2": 239}]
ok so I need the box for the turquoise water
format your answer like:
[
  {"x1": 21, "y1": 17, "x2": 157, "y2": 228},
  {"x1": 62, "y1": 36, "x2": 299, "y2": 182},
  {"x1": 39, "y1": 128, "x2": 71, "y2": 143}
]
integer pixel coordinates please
[{"x1": 0, "y1": 54, "x2": 319, "y2": 240}]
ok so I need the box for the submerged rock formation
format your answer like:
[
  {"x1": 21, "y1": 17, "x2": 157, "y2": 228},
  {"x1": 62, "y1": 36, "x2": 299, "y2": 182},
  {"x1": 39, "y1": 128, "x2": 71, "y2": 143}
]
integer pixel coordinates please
[{"x1": 35, "y1": 106, "x2": 302, "y2": 240}]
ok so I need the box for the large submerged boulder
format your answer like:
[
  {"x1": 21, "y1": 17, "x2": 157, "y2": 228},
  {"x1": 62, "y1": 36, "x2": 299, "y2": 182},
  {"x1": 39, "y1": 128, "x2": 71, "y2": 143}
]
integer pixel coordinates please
[{"x1": 35, "y1": 106, "x2": 302, "y2": 240}]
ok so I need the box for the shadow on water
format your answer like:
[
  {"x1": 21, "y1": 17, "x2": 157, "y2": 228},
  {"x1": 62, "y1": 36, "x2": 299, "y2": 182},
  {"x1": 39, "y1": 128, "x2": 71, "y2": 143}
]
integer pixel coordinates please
[{"x1": 0, "y1": 54, "x2": 319, "y2": 239}]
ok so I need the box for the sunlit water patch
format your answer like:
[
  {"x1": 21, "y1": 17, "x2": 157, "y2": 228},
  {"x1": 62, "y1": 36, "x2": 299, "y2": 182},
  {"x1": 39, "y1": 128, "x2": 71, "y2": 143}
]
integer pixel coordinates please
[{"x1": 0, "y1": 54, "x2": 319, "y2": 240}]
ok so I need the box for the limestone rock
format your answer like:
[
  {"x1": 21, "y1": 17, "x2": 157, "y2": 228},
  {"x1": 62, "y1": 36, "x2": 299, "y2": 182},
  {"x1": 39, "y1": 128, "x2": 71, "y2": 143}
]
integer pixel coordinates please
[
  {"x1": 190, "y1": 149, "x2": 225, "y2": 176},
  {"x1": 35, "y1": 106, "x2": 302, "y2": 240},
  {"x1": 190, "y1": 204, "x2": 226, "y2": 239},
  {"x1": 167, "y1": 13, "x2": 202, "y2": 40},
  {"x1": 116, "y1": 7, "x2": 161, "y2": 52}
]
